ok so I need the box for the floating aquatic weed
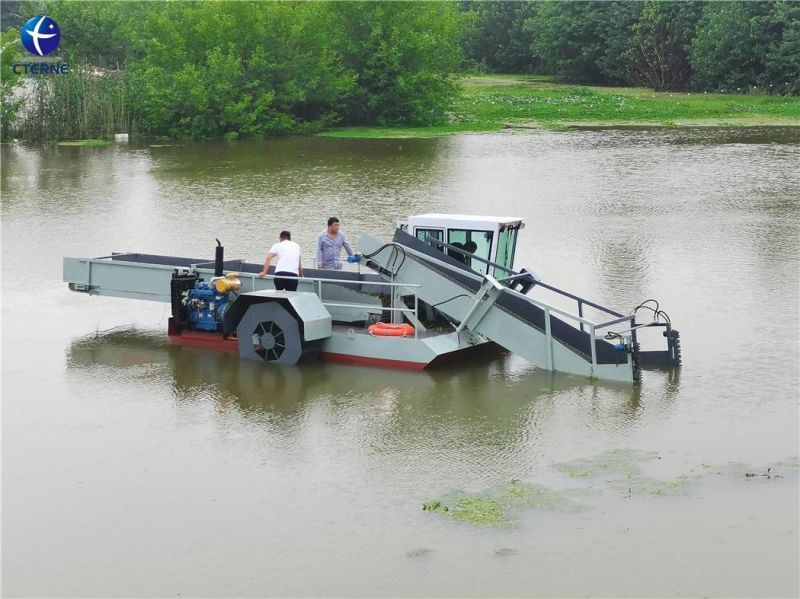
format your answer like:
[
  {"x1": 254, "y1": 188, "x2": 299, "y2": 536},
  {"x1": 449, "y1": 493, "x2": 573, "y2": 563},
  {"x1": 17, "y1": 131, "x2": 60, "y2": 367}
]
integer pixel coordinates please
[
  {"x1": 449, "y1": 496, "x2": 507, "y2": 526},
  {"x1": 494, "y1": 547, "x2": 518, "y2": 557},
  {"x1": 699, "y1": 462, "x2": 751, "y2": 477},
  {"x1": 422, "y1": 500, "x2": 443, "y2": 511},
  {"x1": 771, "y1": 456, "x2": 800, "y2": 476},
  {"x1": 423, "y1": 495, "x2": 507, "y2": 526},
  {"x1": 553, "y1": 449, "x2": 659, "y2": 479},
  {"x1": 503, "y1": 481, "x2": 586, "y2": 512},
  {"x1": 56, "y1": 139, "x2": 110, "y2": 147},
  {"x1": 405, "y1": 548, "x2": 435, "y2": 560},
  {"x1": 701, "y1": 457, "x2": 799, "y2": 481},
  {"x1": 607, "y1": 475, "x2": 697, "y2": 498},
  {"x1": 744, "y1": 469, "x2": 778, "y2": 479},
  {"x1": 422, "y1": 480, "x2": 589, "y2": 527}
]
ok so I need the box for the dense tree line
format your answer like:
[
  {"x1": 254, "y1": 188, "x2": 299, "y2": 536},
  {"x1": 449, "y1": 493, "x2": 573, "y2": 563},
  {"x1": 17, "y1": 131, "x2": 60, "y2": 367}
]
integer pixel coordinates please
[
  {"x1": 461, "y1": 0, "x2": 799, "y2": 94},
  {"x1": 1, "y1": 0, "x2": 797, "y2": 142},
  {"x1": 3, "y1": 1, "x2": 464, "y2": 140}
]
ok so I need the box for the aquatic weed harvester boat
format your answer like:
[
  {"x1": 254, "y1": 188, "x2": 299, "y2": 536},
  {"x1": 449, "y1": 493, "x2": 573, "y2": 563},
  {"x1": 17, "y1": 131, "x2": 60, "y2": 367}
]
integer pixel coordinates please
[{"x1": 63, "y1": 214, "x2": 681, "y2": 383}]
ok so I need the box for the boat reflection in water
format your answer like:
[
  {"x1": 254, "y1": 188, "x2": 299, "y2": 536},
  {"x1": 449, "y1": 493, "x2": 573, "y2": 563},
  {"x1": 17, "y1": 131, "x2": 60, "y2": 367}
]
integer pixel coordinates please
[{"x1": 67, "y1": 327, "x2": 681, "y2": 450}]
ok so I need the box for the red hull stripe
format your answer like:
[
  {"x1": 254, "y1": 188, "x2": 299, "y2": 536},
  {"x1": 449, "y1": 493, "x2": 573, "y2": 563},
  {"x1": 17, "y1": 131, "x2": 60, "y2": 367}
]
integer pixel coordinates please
[
  {"x1": 169, "y1": 332, "x2": 239, "y2": 353},
  {"x1": 169, "y1": 332, "x2": 428, "y2": 370},
  {"x1": 320, "y1": 351, "x2": 427, "y2": 370}
]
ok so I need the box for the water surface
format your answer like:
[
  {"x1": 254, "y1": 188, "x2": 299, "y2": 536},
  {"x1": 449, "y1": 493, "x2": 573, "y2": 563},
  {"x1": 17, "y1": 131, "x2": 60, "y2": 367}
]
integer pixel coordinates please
[{"x1": 2, "y1": 127, "x2": 799, "y2": 597}]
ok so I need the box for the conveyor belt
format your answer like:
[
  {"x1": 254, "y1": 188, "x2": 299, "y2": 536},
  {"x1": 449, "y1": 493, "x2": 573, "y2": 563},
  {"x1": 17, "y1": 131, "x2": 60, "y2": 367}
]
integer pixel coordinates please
[
  {"x1": 109, "y1": 253, "x2": 388, "y2": 294},
  {"x1": 392, "y1": 231, "x2": 624, "y2": 365}
]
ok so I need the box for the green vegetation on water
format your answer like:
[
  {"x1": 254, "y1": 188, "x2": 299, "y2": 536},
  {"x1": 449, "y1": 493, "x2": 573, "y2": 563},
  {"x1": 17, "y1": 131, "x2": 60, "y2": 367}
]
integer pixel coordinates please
[
  {"x1": 322, "y1": 76, "x2": 800, "y2": 138},
  {"x1": 423, "y1": 480, "x2": 587, "y2": 527},
  {"x1": 419, "y1": 454, "x2": 798, "y2": 529},
  {"x1": 404, "y1": 548, "x2": 435, "y2": 560},
  {"x1": 423, "y1": 495, "x2": 509, "y2": 527},
  {"x1": 553, "y1": 448, "x2": 660, "y2": 478},
  {"x1": 700, "y1": 456, "x2": 800, "y2": 481},
  {"x1": 607, "y1": 475, "x2": 698, "y2": 498},
  {"x1": 56, "y1": 139, "x2": 111, "y2": 147}
]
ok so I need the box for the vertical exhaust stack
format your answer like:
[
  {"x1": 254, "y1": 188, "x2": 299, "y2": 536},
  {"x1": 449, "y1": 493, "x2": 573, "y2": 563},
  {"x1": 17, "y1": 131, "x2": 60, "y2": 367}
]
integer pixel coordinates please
[{"x1": 214, "y1": 239, "x2": 224, "y2": 277}]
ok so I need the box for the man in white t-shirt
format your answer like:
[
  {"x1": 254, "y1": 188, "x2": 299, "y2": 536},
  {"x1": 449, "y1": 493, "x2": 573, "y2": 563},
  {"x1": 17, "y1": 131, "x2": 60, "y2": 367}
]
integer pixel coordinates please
[{"x1": 257, "y1": 230, "x2": 303, "y2": 291}]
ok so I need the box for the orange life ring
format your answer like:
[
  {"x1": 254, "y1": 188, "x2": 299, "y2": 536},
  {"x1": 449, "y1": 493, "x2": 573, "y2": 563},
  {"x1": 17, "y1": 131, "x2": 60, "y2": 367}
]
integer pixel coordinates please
[{"x1": 368, "y1": 322, "x2": 415, "y2": 337}]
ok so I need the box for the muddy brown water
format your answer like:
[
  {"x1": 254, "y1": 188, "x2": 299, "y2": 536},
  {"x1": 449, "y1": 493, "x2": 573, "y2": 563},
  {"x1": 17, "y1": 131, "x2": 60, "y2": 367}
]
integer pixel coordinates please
[{"x1": 2, "y1": 128, "x2": 799, "y2": 597}]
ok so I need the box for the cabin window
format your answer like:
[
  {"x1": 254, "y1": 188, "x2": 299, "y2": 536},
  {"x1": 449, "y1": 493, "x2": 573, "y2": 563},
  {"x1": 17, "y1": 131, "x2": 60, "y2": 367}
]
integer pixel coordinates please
[
  {"x1": 494, "y1": 226, "x2": 518, "y2": 277},
  {"x1": 415, "y1": 228, "x2": 444, "y2": 247},
  {"x1": 447, "y1": 229, "x2": 493, "y2": 274}
]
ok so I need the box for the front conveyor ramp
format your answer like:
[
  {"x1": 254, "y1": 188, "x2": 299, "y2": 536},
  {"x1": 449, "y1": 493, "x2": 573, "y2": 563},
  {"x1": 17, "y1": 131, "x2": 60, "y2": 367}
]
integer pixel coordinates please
[{"x1": 360, "y1": 230, "x2": 634, "y2": 382}]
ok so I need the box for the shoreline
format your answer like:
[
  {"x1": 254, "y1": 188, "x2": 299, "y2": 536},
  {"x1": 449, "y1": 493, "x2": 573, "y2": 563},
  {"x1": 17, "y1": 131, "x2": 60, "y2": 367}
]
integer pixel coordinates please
[
  {"x1": 318, "y1": 119, "x2": 800, "y2": 139},
  {"x1": 318, "y1": 75, "x2": 800, "y2": 139},
  {"x1": 5, "y1": 75, "x2": 799, "y2": 145}
]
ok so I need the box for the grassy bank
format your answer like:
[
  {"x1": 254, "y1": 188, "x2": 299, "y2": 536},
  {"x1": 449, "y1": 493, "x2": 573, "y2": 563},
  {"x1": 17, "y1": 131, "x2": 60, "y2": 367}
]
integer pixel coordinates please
[{"x1": 319, "y1": 75, "x2": 800, "y2": 138}]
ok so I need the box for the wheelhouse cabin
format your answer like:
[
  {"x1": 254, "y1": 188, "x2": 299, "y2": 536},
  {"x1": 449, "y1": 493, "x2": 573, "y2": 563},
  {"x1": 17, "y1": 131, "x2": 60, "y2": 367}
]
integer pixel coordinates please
[{"x1": 398, "y1": 213, "x2": 525, "y2": 277}]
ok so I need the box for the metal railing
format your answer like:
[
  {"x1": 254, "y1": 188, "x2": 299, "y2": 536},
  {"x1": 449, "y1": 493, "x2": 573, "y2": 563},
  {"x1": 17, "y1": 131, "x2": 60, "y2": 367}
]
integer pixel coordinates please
[
  {"x1": 496, "y1": 281, "x2": 630, "y2": 369},
  {"x1": 300, "y1": 256, "x2": 362, "y2": 272},
  {"x1": 421, "y1": 233, "x2": 624, "y2": 332},
  {"x1": 239, "y1": 271, "x2": 422, "y2": 338},
  {"x1": 417, "y1": 235, "x2": 634, "y2": 369},
  {"x1": 422, "y1": 235, "x2": 516, "y2": 275}
]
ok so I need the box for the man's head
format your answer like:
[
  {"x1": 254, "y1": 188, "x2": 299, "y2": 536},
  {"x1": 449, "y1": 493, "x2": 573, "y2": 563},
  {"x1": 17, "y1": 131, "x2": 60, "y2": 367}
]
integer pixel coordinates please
[
  {"x1": 327, "y1": 217, "x2": 340, "y2": 234},
  {"x1": 279, "y1": 230, "x2": 291, "y2": 241}
]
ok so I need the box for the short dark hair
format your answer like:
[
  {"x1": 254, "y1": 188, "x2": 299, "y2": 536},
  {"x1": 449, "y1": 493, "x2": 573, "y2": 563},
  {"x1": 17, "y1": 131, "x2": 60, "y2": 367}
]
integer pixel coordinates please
[
  {"x1": 279, "y1": 230, "x2": 291, "y2": 240},
  {"x1": 327, "y1": 217, "x2": 339, "y2": 227}
]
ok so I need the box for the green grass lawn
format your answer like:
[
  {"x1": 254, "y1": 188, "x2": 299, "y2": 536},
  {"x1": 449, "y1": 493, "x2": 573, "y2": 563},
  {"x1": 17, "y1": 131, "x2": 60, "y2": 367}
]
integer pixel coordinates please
[{"x1": 319, "y1": 75, "x2": 800, "y2": 138}]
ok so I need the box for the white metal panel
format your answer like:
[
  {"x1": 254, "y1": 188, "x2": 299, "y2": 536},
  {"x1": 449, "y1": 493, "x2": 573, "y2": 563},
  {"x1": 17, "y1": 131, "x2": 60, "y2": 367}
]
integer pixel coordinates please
[
  {"x1": 407, "y1": 213, "x2": 524, "y2": 231},
  {"x1": 240, "y1": 290, "x2": 332, "y2": 341}
]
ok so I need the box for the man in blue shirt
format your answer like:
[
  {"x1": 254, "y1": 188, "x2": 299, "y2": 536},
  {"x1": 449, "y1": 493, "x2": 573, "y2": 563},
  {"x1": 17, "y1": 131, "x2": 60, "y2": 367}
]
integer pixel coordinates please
[{"x1": 316, "y1": 217, "x2": 355, "y2": 270}]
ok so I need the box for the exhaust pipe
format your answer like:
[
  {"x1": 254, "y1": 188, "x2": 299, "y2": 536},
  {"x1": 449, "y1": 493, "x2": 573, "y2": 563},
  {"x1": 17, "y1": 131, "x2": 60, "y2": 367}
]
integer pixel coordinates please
[{"x1": 214, "y1": 239, "x2": 224, "y2": 277}]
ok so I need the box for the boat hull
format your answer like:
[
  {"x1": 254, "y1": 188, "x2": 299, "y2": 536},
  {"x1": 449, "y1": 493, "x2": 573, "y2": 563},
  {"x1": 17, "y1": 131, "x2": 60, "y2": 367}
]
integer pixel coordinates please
[{"x1": 168, "y1": 325, "x2": 491, "y2": 371}]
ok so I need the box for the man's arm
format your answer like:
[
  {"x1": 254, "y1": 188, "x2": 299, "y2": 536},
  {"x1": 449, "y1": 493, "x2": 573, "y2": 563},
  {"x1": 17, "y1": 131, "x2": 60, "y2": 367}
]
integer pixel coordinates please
[
  {"x1": 257, "y1": 252, "x2": 276, "y2": 277},
  {"x1": 316, "y1": 234, "x2": 324, "y2": 268},
  {"x1": 342, "y1": 234, "x2": 354, "y2": 257},
  {"x1": 298, "y1": 252, "x2": 304, "y2": 277}
]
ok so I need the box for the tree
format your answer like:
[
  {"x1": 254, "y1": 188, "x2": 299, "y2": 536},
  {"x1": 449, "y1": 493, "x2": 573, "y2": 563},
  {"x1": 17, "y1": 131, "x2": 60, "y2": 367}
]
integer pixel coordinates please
[
  {"x1": 25, "y1": 0, "x2": 152, "y2": 69},
  {"x1": 526, "y1": 1, "x2": 641, "y2": 84},
  {"x1": 1, "y1": 1, "x2": 26, "y2": 31},
  {"x1": 128, "y1": 2, "x2": 358, "y2": 138},
  {"x1": 691, "y1": 2, "x2": 762, "y2": 91},
  {"x1": 630, "y1": 1, "x2": 702, "y2": 91},
  {"x1": 330, "y1": 1, "x2": 465, "y2": 126},
  {"x1": 461, "y1": 1, "x2": 538, "y2": 73},
  {"x1": 0, "y1": 28, "x2": 24, "y2": 140},
  {"x1": 764, "y1": 2, "x2": 800, "y2": 95}
]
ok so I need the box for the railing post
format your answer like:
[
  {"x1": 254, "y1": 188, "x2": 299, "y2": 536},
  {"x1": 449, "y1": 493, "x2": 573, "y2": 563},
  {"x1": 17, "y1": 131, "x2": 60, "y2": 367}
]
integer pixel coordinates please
[
  {"x1": 578, "y1": 300, "x2": 584, "y2": 333},
  {"x1": 589, "y1": 324, "x2": 597, "y2": 373},
  {"x1": 544, "y1": 306, "x2": 554, "y2": 370},
  {"x1": 390, "y1": 272, "x2": 396, "y2": 323},
  {"x1": 414, "y1": 294, "x2": 419, "y2": 338}
]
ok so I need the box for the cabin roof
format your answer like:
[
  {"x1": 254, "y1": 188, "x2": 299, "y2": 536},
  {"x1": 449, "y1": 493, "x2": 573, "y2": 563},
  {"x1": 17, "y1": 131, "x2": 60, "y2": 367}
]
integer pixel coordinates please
[{"x1": 408, "y1": 213, "x2": 524, "y2": 225}]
